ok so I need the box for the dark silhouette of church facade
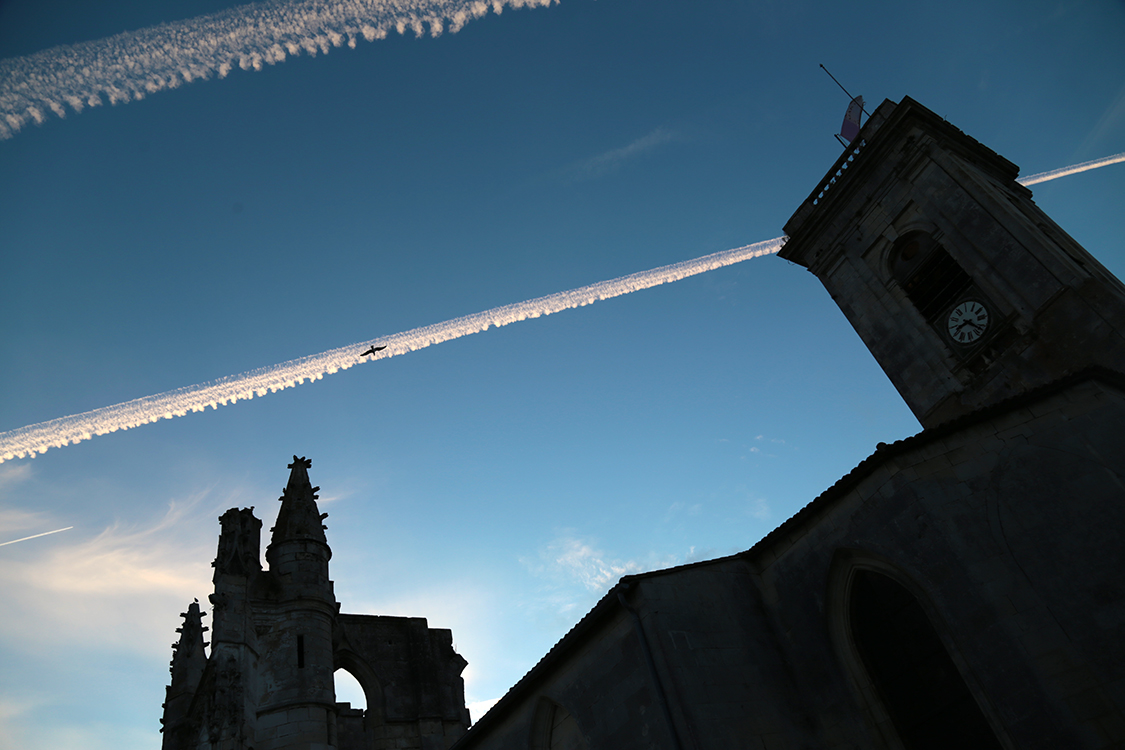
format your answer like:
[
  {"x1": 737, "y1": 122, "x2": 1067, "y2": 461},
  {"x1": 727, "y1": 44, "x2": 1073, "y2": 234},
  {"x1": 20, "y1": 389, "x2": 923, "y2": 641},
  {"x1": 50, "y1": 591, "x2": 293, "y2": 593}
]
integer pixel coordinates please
[{"x1": 162, "y1": 97, "x2": 1125, "y2": 749}]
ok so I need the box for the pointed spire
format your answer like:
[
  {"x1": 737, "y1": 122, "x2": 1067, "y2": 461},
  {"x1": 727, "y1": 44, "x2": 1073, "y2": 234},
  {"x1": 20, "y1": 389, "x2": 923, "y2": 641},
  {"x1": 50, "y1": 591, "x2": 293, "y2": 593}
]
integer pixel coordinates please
[
  {"x1": 213, "y1": 507, "x2": 262, "y2": 580},
  {"x1": 269, "y1": 456, "x2": 329, "y2": 547},
  {"x1": 162, "y1": 600, "x2": 208, "y2": 742}
]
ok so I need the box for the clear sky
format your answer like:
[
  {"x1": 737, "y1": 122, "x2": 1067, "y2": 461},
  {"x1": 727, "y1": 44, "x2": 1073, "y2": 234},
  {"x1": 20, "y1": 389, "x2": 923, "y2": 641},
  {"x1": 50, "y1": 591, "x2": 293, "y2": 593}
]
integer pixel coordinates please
[{"x1": 1, "y1": 0, "x2": 1123, "y2": 747}]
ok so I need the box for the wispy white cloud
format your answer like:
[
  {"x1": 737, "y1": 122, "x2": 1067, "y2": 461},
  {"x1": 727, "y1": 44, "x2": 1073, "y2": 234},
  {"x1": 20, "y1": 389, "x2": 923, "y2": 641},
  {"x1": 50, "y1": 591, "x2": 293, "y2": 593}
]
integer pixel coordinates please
[
  {"x1": 1078, "y1": 83, "x2": 1125, "y2": 157},
  {"x1": 663, "y1": 501, "x2": 702, "y2": 523},
  {"x1": 0, "y1": 464, "x2": 32, "y2": 494},
  {"x1": 563, "y1": 128, "x2": 675, "y2": 182},
  {"x1": 747, "y1": 496, "x2": 770, "y2": 520},
  {"x1": 0, "y1": 237, "x2": 785, "y2": 463},
  {"x1": 519, "y1": 533, "x2": 691, "y2": 624},
  {"x1": 0, "y1": 491, "x2": 219, "y2": 657},
  {"x1": 0, "y1": 0, "x2": 559, "y2": 140},
  {"x1": 543, "y1": 536, "x2": 647, "y2": 592}
]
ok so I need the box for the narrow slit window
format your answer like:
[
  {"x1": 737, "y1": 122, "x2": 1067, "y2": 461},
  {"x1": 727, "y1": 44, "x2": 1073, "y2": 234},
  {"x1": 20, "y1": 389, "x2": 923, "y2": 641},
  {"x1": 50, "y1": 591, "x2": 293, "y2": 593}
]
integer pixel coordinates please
[{"x1": 297, "y1": 635, "x2": 305, "y2": 669}]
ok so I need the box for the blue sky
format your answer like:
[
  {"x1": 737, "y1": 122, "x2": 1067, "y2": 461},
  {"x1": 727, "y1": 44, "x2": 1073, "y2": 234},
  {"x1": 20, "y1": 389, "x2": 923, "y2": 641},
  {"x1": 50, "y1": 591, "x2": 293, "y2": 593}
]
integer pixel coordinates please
[{"x1": 1, "y1": 0, "x2": 1123, "y2": 747}]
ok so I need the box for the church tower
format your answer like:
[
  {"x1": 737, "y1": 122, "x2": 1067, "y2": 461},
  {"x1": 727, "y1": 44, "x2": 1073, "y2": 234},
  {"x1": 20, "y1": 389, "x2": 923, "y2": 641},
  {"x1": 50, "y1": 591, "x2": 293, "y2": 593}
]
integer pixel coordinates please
[
  {"x1": 256, "y1": 455, "x2": 339, "y2": 749},
  {"x1": 780, "y1": 96, "x2": 1125, "y2": 427}
]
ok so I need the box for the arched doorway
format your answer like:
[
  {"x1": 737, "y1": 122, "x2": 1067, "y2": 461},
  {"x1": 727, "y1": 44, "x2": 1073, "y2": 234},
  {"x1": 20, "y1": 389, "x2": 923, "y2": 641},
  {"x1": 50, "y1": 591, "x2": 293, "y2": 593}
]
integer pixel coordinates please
[{"x1": 849, "y1": 569, "x2": 1002, "y2": 749}]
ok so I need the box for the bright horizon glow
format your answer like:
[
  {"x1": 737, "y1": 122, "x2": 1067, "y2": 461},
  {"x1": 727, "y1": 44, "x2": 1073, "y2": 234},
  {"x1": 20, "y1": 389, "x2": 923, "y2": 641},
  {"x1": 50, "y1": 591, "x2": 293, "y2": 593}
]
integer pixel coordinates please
[{"x1": 1, "y1": 149, "x2": 1122, "y2": 464}]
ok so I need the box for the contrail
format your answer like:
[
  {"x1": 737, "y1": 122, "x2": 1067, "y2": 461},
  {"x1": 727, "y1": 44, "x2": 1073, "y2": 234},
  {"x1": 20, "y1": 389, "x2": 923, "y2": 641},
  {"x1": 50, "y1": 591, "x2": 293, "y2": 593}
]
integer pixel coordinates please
[
  {"x1": 0, "y1": 151, "x2": 1119, "y2": 462},
  {"x1": 0, "y1": 238, "x2": 785, "y2": 462},
  {"x1": 0, "y1": 526, "x2": 74, "y2": 547},
  {"x1": 1018, "y1": 151, "x2": 1125, "y2": 186},
  {"x1": 0, "y1": 0, "x2": 556, "y2": 140}
]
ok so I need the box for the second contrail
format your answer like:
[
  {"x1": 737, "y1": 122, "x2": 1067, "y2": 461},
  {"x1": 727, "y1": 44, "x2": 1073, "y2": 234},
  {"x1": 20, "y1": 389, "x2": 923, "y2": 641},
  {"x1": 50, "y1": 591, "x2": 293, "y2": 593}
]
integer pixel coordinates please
[
  {"x1": 0, "y1": 526, "x2": 74, "y2": 547},
  {"x1": 1018, "y1": 151, "x2": 1125, "y2": 186}
]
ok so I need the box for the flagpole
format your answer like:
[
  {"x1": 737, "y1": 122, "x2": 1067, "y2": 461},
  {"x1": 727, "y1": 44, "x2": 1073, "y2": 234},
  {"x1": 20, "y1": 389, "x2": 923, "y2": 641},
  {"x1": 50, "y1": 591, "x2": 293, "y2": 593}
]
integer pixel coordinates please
[{"x1": 820, "y1": 64, "x2": 871, "y2": 117}]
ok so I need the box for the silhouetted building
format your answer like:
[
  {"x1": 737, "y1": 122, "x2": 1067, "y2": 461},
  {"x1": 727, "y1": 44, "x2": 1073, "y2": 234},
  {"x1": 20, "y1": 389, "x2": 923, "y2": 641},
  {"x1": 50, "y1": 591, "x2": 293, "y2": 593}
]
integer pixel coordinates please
[
  {"x1": 451, "y1": 97, "x2": 1125, "y2": 749},
  {"x1": 160, "y1": 456, "x2": 470, "y2": 750}
]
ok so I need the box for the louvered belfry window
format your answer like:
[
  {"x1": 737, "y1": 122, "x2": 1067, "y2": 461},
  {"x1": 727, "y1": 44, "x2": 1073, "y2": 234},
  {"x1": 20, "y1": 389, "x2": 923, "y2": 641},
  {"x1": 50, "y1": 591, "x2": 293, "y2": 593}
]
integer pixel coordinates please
[{"x1": 893, "y1": 234, "x2": 973, "y2": 325}]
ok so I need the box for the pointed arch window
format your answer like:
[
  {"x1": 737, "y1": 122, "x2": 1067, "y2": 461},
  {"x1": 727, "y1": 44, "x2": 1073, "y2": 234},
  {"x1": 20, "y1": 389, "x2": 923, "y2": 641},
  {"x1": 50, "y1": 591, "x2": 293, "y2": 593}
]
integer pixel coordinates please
[
  {"x1": 849, "y1": 569, "x2": 1002, "y2": 749},
  {"x1": 530, "y1": 698, "x2": 588, "y2": 750}
]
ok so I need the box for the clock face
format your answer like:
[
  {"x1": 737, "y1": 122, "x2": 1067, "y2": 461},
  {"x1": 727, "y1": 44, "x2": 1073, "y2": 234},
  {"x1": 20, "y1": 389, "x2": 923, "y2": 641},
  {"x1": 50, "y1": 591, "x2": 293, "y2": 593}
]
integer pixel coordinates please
[{"x1": 947, "y1": 300, "x2": 989, "y2": 344}]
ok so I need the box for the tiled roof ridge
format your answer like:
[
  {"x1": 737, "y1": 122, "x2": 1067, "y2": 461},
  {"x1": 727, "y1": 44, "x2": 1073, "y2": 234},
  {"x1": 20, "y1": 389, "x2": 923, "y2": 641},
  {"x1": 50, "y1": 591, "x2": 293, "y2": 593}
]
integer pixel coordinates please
[{"x1": 740, "y1": 365, "x2": 1125, "y2": 566}]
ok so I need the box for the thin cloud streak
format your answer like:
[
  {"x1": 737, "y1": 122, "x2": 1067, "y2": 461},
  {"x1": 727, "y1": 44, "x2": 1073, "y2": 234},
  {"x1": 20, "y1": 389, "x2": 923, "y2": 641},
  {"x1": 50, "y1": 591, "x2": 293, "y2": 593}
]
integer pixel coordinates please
[
  {"x1": 564, "y1": 128, "x2": 675, "y2": 181},
  {"x1": 1018, "y1": 151, "x2": 1125, "y2": 186},
  {"x1": 0, "y1": 0, "x2": 558, "y2": 140},
  {"x1": 0, "y1": 237, "x2": 785, "y2": 462},
  {"x1": 0, "y1": 526, "x2": 73, "y2": 547}
]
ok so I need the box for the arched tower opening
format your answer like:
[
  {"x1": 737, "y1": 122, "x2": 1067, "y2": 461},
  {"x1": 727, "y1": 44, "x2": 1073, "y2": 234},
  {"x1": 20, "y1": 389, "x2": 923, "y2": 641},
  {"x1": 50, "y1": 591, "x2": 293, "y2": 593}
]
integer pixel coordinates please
[
  {"x1": 334, "y1": 667, "x2": 366, "y2": 710},
  {"x1": 848, "y1": 569, "x2": 1002, "y2": 749}
]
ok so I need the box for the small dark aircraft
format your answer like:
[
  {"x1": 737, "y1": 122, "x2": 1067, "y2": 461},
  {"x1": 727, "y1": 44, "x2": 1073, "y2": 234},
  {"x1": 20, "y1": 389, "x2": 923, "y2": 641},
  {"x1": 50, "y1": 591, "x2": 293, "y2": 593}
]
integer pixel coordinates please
[{"x1": 361, "y1": 345, "x2": 387, "y2": 356}]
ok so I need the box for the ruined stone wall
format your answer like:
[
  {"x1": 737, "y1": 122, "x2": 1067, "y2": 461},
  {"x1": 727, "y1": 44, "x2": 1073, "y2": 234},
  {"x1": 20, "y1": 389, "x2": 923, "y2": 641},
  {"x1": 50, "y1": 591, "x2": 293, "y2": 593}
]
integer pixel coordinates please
[
  {"x1": 335, "y1": 614, "x2": 470, "y2": 750},
  {"x1": 161, "y1": 459, "x2": 469, "y2": 750}
]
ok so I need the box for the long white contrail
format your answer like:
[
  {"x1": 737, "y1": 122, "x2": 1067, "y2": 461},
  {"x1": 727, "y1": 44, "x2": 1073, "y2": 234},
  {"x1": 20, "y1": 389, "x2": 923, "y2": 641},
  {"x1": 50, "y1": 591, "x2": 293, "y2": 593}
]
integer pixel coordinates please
[
  {"x1": 0, "y1": 0, "x2": 556, "y2": 140},
  {"x1": 1, "y1": 152, "x2": 1119, "y2": 462},
  {"x1": 0, "y1": 526, "x2": 74, "y2": 547},
  {"x1": 1018, "y1": 151, "x2": 1125, "y2": 186},
  {"x1": 0, "y1": 238, "x2": 785, "y2": 462}
]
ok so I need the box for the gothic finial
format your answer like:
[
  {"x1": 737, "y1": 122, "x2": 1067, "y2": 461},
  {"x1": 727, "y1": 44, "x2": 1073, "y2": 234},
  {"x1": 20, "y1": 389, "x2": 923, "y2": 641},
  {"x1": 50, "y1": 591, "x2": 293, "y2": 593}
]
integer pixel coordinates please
[{"x1": 268, "y1": 454, "x2": 330, "y2": 551}]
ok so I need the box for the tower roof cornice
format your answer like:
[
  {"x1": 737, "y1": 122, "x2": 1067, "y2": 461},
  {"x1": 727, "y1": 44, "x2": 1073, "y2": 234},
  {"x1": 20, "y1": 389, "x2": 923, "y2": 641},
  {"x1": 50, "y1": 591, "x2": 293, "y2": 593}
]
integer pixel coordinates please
[{"x1": 780, "y1": 96, "x2": 1021, "y2": 270}]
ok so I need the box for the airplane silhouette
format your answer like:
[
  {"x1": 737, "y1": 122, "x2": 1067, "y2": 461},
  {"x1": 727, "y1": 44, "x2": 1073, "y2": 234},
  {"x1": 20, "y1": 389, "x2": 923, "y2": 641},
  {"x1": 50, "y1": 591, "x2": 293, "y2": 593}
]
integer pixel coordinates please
[{"x1": 361, "y1": 345, "x2": 386, "y2": 356}]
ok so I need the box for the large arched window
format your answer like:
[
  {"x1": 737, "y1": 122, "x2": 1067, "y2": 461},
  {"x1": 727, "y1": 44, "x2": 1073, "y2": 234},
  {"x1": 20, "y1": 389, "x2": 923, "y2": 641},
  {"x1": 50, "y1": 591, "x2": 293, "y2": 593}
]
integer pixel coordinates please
[{"x1": 849, "y1": 569, "x2": 1002, "y2": 749}]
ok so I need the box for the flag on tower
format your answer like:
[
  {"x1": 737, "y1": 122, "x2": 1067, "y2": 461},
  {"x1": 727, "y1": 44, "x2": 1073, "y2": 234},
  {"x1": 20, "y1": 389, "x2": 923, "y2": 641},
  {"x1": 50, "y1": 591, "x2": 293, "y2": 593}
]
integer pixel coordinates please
[{"x1": 841, "y1": 95, "x2": 864, "y2": 143}]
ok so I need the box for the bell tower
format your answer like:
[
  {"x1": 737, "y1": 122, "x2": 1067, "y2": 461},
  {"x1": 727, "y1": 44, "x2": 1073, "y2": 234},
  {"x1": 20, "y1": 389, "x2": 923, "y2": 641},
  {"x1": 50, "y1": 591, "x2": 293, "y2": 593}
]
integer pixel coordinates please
[{"x1": 780, "y1": 96, "x2": 1125, "y2": 427}]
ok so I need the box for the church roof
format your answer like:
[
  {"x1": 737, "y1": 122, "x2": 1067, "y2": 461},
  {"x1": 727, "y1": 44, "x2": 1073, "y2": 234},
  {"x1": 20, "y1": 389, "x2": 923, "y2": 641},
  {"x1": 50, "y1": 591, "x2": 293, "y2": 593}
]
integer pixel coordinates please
[{"x1": 453, "y1": 366, "x2": 1125, "y2": 747}]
